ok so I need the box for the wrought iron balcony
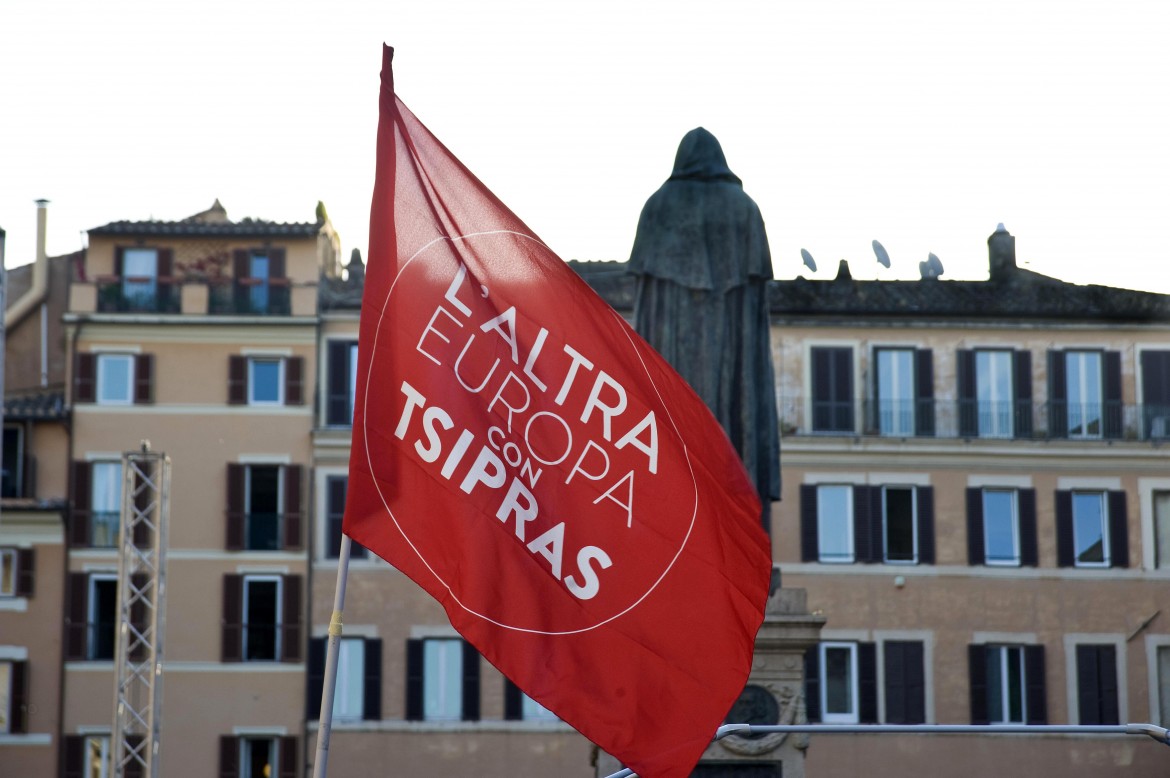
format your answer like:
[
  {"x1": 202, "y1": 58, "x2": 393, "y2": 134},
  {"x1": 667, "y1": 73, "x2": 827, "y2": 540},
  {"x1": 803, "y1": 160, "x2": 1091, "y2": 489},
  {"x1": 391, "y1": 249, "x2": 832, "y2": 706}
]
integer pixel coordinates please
[
  {"x1": 96, "y1": 279, "x2": 179, "y2": 313},
  {"x1": 208, "y1": 281, "x2": 291, "y2": 316}
]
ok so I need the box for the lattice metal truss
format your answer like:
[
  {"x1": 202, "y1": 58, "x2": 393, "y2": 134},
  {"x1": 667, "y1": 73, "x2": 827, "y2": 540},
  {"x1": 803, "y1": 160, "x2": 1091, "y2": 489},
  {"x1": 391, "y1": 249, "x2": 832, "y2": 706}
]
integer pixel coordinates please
[{"x1": 111, "y1": 442, "x2": 171, "y2": 778}]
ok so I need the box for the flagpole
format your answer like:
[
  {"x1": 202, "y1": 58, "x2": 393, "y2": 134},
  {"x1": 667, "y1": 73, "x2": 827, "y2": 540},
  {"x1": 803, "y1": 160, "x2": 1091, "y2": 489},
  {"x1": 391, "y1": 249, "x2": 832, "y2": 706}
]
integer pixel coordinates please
[{"x1": 312, "y1": 534, "x2": 353, "y2": 778}]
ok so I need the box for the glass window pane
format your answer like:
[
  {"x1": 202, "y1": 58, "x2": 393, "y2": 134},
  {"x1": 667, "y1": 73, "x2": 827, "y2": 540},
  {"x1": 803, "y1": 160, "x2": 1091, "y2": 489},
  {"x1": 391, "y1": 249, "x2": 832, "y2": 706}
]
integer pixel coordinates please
[
  {"x1": 250, "y1": 255, "x2": 270, "y2": 311},
  {"x1": 817, "y1": 485, "x2": 852, "y2": 562},
  {"x1": 986, "y1": 647, "x2": 1004, "y2": 721},
  {"x1": 884, "y1": 487, "x2": 916, "y2": 562},
  {"x1": 1155, "y1": 491, "x2": 1170, "y2": 570},
  {"x1": 424, "y1": 639, "x2": 463, "y2": 720},
  {"x1": 122, "y1": 248, "x2": 158, "y2": 308},
  {"x1": 877, "y1": 349, "x2": 914, "y2": 435},
  {"x1": 246, "y1": 466, "x2": 281, "y2": 551},
  {"x1": 97, "y1": 355, "x2": 133, "y2": 404},
  {"x1": 0, "y1": 662, "x2": 10, "y2": 733},
  {"x1": 976, "y1": 351, "x2": 1013, "y2": 437},
  {"x1": 522, "y1": 692, "x2": 558, "y2": 721},
  {"x1": 1067, "y1": 351, "x2": 1102, "y2": 437},
  {"x1": 1073, "y1": 492, "x2": 1107, "y2": 565},
  {"x1": 349, "y1": 343, "x2": 359, "y2": 422},
  {"x1": 334, "y1": 639, "x2": 365, "y2": 720},
  {"x1": 250, "y1": 359, "x2": 282, "y2": 404},
  {"x1": 91, "y1": 462, "x2": 122, "y2": 548},
  {"x1": 823, "y1": 645, "x2": 854, "y2": 716},
  {"x1": 983, "y1": 489, "x2": 1019, "y2": 564}
]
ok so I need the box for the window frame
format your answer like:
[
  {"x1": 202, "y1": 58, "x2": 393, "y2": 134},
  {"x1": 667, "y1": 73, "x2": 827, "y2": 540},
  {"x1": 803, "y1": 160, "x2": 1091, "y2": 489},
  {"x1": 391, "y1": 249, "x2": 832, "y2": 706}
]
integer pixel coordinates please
[
  {"x1": 875, "y1": 347, "x2": 916, "y2": 436},
  {"x1": 244, "y1": 465, "x2": 284, "y2": 551},
  {"x1": 422, "y1": 637, "x2": 464, "y2": 722},
  {"x1": 816, "y1": 484, "x2": 854, "y2": 564},
  {"x1": 332, "y1": 637, "x2": 367, "y2": 722},
  {"x1": 1065, "y1": 350, "x2": 1104, "y2": 439},
  {"x1": 882, "y1": 485, "x2": 918, "y2": 564},
  {"x1": 986, "y1": 644, "x2": 1027, "y2": 724},
  {"x1": 1072, "y1": 490, "x2": 1111, "y2": 568},
  {"x1": 820, "y1": 641, "x2": 860, "y2": 724},
  {"x1": 975, "y1": 349, "x2": 1014, "y2": 438},
  {"x1": 90, "y1": 460, "x2": 123, "y2": 549},
  {"x1": 247, "y1": 357, "x2": 285, "y2": 406},
  {"x1": 239, "y1": 735, "x2": 277, "y2": 778},
  {"x1": 96, "y1": 354, "x2": 135, "y2": 406},
  {"x1": 982, "y1": 488, "x2": 1021, "y2": 566},
  {"x1": 242, "y1": 574, "x2": 283, "y2": 662}
]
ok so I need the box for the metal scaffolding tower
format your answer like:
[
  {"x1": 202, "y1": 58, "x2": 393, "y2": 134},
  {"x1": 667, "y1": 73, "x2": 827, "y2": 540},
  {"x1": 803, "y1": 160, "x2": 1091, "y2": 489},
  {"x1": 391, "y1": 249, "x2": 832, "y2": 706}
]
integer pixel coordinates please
[{"x1": 110, "y1": 442, "x2": 171, "y2": 777}]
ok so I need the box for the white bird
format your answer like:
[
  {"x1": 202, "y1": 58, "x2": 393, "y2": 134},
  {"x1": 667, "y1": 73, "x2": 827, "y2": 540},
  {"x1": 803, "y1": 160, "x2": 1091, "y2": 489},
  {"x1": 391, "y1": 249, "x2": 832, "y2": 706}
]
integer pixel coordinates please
[
  {"x1": 800, "y1": 248, "x2": 817, "y2": 273},
  {"x1": 872, "y1": 240, "x2": 891, "y2": 268}
]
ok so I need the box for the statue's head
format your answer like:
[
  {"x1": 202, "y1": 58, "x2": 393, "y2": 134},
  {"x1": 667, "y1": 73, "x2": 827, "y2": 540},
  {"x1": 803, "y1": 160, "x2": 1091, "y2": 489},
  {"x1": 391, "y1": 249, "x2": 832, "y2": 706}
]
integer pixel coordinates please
[{"x1": 669, "y1": 128, "x2": 740, "y2": 184}]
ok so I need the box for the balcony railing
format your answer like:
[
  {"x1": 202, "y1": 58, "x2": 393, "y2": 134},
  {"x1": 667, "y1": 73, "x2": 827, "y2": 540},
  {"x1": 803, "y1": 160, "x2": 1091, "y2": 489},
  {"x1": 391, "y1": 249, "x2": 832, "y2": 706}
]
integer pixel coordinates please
[
  {"x1": 96, "y1": 279, "x2": 179, "y2": 313},
  {"x1": 208, "y1": 280, "x2": 291, "y2": 316},
  {"x1": 791, "y1": 400, "x2": 1170, "y2": 442}
]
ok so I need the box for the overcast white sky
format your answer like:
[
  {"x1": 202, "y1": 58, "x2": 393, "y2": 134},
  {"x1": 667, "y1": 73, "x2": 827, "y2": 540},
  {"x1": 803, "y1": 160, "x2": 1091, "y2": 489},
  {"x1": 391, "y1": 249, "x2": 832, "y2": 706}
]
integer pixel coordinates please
[{"x1": 2, "y1": 0, "x2": 1168, "y2": 292}]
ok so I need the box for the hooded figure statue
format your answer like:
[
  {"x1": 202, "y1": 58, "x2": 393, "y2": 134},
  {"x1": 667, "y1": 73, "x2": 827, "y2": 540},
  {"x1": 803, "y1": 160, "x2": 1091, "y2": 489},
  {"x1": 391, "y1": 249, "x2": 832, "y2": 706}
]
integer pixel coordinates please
[{"x1": 629, "y1": 127, "x2": 780, "y2": 532}]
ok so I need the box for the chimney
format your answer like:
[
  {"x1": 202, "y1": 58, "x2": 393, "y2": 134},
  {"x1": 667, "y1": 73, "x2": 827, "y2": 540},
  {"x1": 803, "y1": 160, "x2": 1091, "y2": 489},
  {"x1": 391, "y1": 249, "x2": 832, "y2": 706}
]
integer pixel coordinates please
[
  {"x1": 988, "y1": 223, "x2": 1016, "y2": 280},
  {"x1": 35, "y1": 199, "x2": 49, "y2": 265}
]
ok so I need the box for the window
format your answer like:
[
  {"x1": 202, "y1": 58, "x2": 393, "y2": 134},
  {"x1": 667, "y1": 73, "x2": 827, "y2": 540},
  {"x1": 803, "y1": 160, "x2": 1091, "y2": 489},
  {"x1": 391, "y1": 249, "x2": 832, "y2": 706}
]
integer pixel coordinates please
[
  {"x1": 1048, "y1": 349, "x2": 1121, "y2": 440},
  {"x1": 249, "y1": 253, "x2": 270, "y2": 312},
  {"x1": 804, "y1": 642, "x2": 877, "y2": 724},
  {"x1": 1056, "y1": 489, "x2": 1127, "y2": 568},
  {"x1": 958, "y1": 349, "x2": 1032, "y2": 438},
  {"x1": 882, "y1": 641, "x2": 926, "y2": 724},
  {"x1": 307, "y1": 636, "x2": 382, "y2": 721},
  {"x1": 226, "y1": 464, "x2": 302, "y2": 552},
  {"x1": 966, "y1": 488, "x2": 1038, "y2": 567},
  {"x1": 85, "y1": 574, "x2": 118, "y2": 660},
  {"x1": 883, "y1": 486, "x2": 917, "y2": 563},
  {"x1": 220, "y1": 573, "x2": 302, "y2": 663},
  {"x1": 1140, "y1": 350, "x2": 1170, "y2": 439},
  {"x1": 326, "y1": 340, "x2": 360, "y2": 426},
  {"x1": 85, "y1": 735, "x2": 110, "y2": 778},
  {"x1": 405, "y1": 637, "x2": 480, "y2": 721},
  {"x1": 0, "y1": 547, "x2": 33, "y2": 598},
  {"x1": 0, "y1": 660, "x2": 28, "y2": 734},
  {"x1": 324, "y1": 476, "x2": 366, "y2": 559},
  {"x1": 97, "y1": 354, "x2": 134, "y2": 405},
  {"x1": 802, "y1": 483, "x2": 935, "y2": 565},
  {"x1": 811, "y1": 346, "x2": 854, "y2": 433},
  {"x1": 872, "y1": 348, "x2": 933, "y2": 437},
  {"x1": 969, "y1": 644, "x2": 1046, "y2": 725},
  {"x1": 91, "y1": 461, "x2": 122, "y2": 548},
  {"x1": 228, "y1": 355, "x2": 303, "y2": 406},
  {"x1": 1076, "y1": 644, "x2": 1119, "y2": 725},
  {"x1": 1156, "y1": 491, "x2": 1170, "y2": 569},
  {"x1": 121, "y1": 248, "x2": 158, "y2": 308},
  {"x1": 218, "y1": 735, "x2": 297, "y2": 778},
  {"x1": 2, "y1": 425, "x2": 24, "y2": 498},
  {"x1": 230, "y1": 247, "x2": 288, "y2": 316},
  {"x1": 1157, "y1": 646, "x2": 1170, "y2": 727},
  {"x1": 816, "y1": 485, "x2": 853, "y2": 563}
]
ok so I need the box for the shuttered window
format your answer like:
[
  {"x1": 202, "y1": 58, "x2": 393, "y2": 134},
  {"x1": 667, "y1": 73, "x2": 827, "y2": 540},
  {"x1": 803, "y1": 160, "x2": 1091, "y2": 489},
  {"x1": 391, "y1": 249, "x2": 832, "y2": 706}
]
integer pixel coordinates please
[
  {"x1": 1076, "y1": 644, "x2": 1119, "y2": 725},
  {"x1": 221, "y1": 574, "x2": 302, "y2": 663},
  {"x1": 307, "y1": 637, "x2": 382, "y2": 721},
  {"x1": 405, "y1": 638, "x2": 480, "y2": 722},
  {"x1": 811, "y1": 347, "x2": 854, "y2": 432},
  {"x1": 801, "y1": 484, "x2": 934, "y2": 565},
  {"x1": 227, "y1": 355, "x2": 304, "y2": 406}
]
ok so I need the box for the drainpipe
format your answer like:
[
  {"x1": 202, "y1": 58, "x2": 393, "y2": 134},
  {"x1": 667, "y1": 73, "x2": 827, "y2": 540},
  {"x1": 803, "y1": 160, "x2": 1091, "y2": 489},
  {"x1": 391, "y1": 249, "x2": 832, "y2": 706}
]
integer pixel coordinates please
[{"x1": 5, "y1": 199, "x2": 51, "y2": 330}]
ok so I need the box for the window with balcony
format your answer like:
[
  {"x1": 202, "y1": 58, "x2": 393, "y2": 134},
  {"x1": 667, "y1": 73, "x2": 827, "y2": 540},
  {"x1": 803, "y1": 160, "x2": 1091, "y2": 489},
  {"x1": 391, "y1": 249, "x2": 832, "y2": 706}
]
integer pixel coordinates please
[
  {"x1": 1048, "y1": 349, "x2": 1121, "y2": 439},
  {"x1": 307, "y1": 636, "x2": 382, "y2": 721},
  {"x1": 969, "y1": 644, "x2": 1046, "y2": 724},
  {"x1": 220, "y1": 573, "x2": 302, "y2": 663},
  {"x1": 228, "y1": 355, "x2": 304, "y2": 406},
  {"x1": 957, "y1": 349, "x2": 1032, "y2": 438},
  {"x1": 225, "y1": 464, "x2": 302, "y2": 551},
  {"x1": 1140, "y1": 350, "x2": 1170, "y2": 439},
  {"x1": 872, "y1": 347, "x2": 933, "y2": 436},
  {"x1": 225, "y1": 248, "x2": 289, "y2": 315},
  {"x1": 405, "y1": 637, "x2": 480, "y2": 722},
  {"x1": 810, "y1": 346, "x2": 854, "y2": 433},
  {"x1": 99, "y1": 247, "x2": 176, "y2": 313},
  {"x1": 801, "y1": 483, "x2": 935, "y2": 565},
  {"x1": 1056, "y1": 490, "x2": 1127, "y2": 568},
  {"x1": 966, "y1": 487, "x2": 1038, "y2": 566}
]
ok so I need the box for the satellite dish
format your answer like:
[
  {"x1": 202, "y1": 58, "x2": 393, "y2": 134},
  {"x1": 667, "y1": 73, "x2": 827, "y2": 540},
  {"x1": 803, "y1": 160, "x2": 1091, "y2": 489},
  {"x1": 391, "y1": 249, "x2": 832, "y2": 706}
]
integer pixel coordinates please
[
  {"x1": 919, "y1": 252, "x2": 944, "y2": 279},
  {"x1": 800, "y1": 248, "x2": 817, "y2": 273},
  {"x1": 872, "y1": 240, "x2": 891, "y2": 268}
]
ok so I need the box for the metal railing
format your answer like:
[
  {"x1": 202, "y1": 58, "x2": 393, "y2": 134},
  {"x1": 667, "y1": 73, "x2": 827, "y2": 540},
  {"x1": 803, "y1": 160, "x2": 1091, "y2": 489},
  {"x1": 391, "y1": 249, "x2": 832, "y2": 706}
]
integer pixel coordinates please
[
  {"x1": 96, "y1": 281, "x2": 180, "y2": 314},
  {"x1": 208, "y1": 282, "x2": 291, "y2": 316}
]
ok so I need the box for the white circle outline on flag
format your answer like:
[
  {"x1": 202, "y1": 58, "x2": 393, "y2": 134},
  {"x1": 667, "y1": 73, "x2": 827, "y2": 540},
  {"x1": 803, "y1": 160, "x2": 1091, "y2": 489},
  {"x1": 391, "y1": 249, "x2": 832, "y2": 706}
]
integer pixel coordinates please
[{"x1": 363, "y1": 230, "x2": 699, "y2": 635}]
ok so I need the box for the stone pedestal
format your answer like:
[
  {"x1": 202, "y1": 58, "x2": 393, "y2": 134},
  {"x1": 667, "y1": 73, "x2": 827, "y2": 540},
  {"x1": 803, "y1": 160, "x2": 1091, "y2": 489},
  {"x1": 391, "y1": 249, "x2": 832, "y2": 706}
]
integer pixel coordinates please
[{"x1": 595, "y1": 583, "x2": 825, "y2": 777}]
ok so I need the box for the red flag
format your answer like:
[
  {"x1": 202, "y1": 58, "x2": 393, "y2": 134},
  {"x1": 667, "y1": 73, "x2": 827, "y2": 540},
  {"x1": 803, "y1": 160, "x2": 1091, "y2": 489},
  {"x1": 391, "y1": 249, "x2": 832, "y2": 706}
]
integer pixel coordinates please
[{"x1": 344, "y1": 45, "x2": 772, "y2": 778}]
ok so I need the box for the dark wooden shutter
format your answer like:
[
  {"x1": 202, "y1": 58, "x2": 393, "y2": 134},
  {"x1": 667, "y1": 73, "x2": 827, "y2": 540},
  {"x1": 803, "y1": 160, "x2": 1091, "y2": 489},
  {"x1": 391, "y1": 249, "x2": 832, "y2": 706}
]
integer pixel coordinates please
[
  {"x1": 853, "y1": 485, "x2": 876, "y2": 563},
  {"x1": 327, "y1": 340, "x2": 352, "y2": 425},
  {"x1": 1014, "y1": 350, "x2": 1033, "y2": 438},
  {"x1": 65, "y1": 572, "x2": 88, "y2": 660},
  {"x1": 504, "y1": 679, "x2": 523, "y2": 720},
  {"x1": 281, "y1": 575, "x2": 303, "y2": 662},
  {"x1": 225, "y1": 464, "x2": 245, "y2": 551},
  {"x1": 74, "y1": 352, "x2": 97, "y2": 404},
  {"x1": 16, "y1": 548, "x2": 34, "y2": 597},
  {"x1": 157, "y1": 247, "x2": 173, "y2": 276},
  {"x1": 282, "y1": 465, "x2": 303, "y2": 551},
  {"x1": 9, "y1": 660, "x2": 27, "y2": 733},
  {"x1": 279, "y1": 736, "x2": 297, "y2": 778},
  {"x1": 1048, "y1": 350, "x2": 1067, "y2": 438},
  {"x1": 1098, "y1": 647, "x2": 1119, "y2": 725},
  {"x1": 1024, "y1": 644, "x2": 1047, "y2": 724},
  {"x1": 800, "y1": 484, "x2": 818, "y2": 562},
  {"x1": 228, "y1": 355, "x2": 248, "y2": 405},
  {"x1": 284, "y1": 356, "x2": 304, "y2": 406},
  {"x1": 804, "y1": 646, "x2": 821, "y2": 723},
  {"x1": 968, "y1": 644, "x2": 989, "y2": 724},
  {"x1": 405, "y1": 639, "x2": 424, "y2": 720},
  {"x1": 956, "y1": 349, "x2": 976, "y2": 437},
  {"x1": 221, "y1": 574, "x2": 243, "y2": 662},
  {"x1": 966, "y1": 488, "x2": 985, "y2": 565},
  {"x1": 461, "y1": 640, "x2": 480, "y2": 721},
  {"x1": 1140, "y1": 350, "x2": 1170, "y2": 438},
  {"x1": 233, "y1": 249, "x2": 250, "y2": 278},
  {"x1": 1108, "y1": 490, "x2": 1128, "y2": 568},
  {"x1": 884, "y1": 641, "x2": 925, "y2": 724},
  {"x1": 219, "y1": 735, "x2": 240, "y2": 778},
  {"x1": 1103, "y1": 351, "x2": 1123, "y2": 439},
  {"x1": 1077, "y1": 645, "x2": 1119, "y2": 725},
  {"x1": 1019, "y1": 489, "x2": 1038, "y2": 567},
  {"x1": 915, "y1": 349, "x2": 935, "y2": 437},
  {"x1": 133, "y1": 354, "x2": 154, "y2": 404},
  {"x1": 268, "y1": 248, "x2": 286, "y2": 279},
  {"x1": 68, "y1": 460, "x2": 93, "y2": 547},
  {"x1": 307, "y1": 637, "x2": 326, "y2": 720},
  {"x1": 917, "y1": 486, "x2": 935, "y2": 564},
  {"x1": 858, "y1": 642, "x2": 878, "y2": 724},
  {"x1": 812, "y1": 347, "x2": 853, "y2": 432},
  {"x1": 63, "y1": 735, "x2": 86, "y2": 778},
  {"x1": 364, "y1": 638, "x2": 383, "y2": 720},
  {"x1": 1055, "y1": 490, "x2": 1074, "y2": 567},
  {"x1": 835, "y1": 347, "x2": 854, "y2": 432}
]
